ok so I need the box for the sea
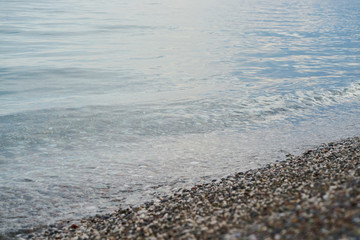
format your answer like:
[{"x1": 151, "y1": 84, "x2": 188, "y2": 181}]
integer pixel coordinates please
[{"x1": 1, "y1": 0, "x2": 359, "y2": 236}]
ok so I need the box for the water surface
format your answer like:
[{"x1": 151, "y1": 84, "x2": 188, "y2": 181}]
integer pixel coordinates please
[{"x1": 1, "y1": 0, "x2": 360, "y2": 236}]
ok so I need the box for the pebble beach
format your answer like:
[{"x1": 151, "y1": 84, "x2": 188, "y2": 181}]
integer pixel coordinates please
[
  {"x1": 13, "y1": 136, "x2": 360, "y2": 240},
  {"x1": 2, "y1": 0, "x2": 360, "y2": 239}
]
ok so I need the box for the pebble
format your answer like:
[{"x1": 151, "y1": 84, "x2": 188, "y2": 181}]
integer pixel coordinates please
[{"x1": 16, "y1": 137, "x2": 360, "y2": 240}]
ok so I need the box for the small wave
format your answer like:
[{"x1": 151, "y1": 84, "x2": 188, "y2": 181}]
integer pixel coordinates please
[
  {"x1": 98, "y1": 24, "x2": 158, "y2": 31},
  {"x1": 249, "y1": 81, "x2": 359, "y2": 112},
  {"x1": 184, "y1": 82, "x2": 360, "y2": 129},
  {"x1": 0, "y1": 91, "x2": 15, "y2": 96}
]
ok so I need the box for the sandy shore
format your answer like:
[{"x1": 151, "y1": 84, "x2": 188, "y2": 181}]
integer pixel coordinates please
[{"x1": 14, "y1": 136, "x2": 360, "y2": 239}]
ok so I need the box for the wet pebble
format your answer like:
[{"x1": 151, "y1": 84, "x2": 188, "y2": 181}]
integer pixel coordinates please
[{"x1": 21, "y1": 137, "x2": 360, "y2": 240}]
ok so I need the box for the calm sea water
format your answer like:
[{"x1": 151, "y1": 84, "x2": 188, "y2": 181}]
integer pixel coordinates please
[{"x1": 1, "y1": 0, "x2": 360, "y2": 236}]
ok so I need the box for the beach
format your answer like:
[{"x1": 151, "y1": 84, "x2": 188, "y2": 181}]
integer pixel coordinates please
[
  {"x1": 12, "y1": 136, "x2": 359, "y2": 239},
  {"x1": 2, "y1": 0, "x2": 360, "y2": 236}
]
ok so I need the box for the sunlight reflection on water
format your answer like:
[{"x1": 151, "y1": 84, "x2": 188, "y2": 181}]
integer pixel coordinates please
[{"x1": 0, "y1": 0, "x2": 359, "y2": 235}]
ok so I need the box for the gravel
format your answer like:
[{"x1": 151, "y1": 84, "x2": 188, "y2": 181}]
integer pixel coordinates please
[{"x1": 14, "y1": 136, "x2": 360, "y2": 239}]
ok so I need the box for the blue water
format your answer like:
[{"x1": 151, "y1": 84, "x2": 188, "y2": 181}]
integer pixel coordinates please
[{"x1": 1, "y1": 0, "x2": 360, "y2": 236}]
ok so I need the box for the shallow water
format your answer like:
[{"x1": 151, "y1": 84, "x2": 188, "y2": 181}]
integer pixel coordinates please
[{"x1": 1, "y1": 0, "x2": 360, "y2": 236}]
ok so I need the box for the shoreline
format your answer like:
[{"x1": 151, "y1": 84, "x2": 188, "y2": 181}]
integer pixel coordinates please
[{"x1": 12, "y1": 136, "x2": 360, "y2": 239}]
